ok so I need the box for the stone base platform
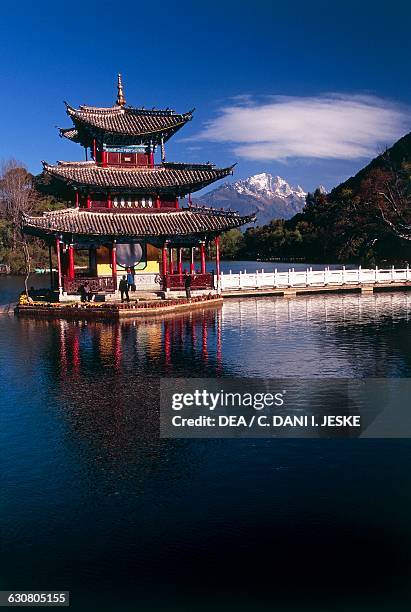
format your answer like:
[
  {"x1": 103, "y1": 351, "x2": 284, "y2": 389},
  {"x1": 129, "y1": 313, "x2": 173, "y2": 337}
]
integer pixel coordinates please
[
  {"x1": 59, "y1": 290, "x2": 163, "y2": 303},
  {"x1": 59, "y1": 289, "x2": 217, "y2": 302},
  {"x1": 15, "y1": 295, "x2": 223, "y2": 321}
]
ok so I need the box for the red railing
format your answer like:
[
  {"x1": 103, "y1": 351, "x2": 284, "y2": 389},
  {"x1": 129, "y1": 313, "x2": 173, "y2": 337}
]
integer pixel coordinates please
[
  {"x1": 163, "y1": 273, "x2": 214, "y2": 291},
  {"x1": 63, "y1": 276, "x2": 116, "y2": 294}
]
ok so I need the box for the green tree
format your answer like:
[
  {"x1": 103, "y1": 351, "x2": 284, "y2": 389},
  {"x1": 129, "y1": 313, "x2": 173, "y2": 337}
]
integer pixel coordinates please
[{"x1": 219, "y1": 229, "x2": 245, "y2": 259}]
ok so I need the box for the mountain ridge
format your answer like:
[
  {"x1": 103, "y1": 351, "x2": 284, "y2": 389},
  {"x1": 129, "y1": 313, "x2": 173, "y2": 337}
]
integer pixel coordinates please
[
  {"x1": 330, "y1": 131, "x2": 411, "y2": 197},
  {"x1": 196, "y1": 172, "x2": 307, "y2": 225}
]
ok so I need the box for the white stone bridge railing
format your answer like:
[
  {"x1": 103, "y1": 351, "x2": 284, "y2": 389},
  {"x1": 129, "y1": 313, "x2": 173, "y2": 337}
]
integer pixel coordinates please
[{"x1": 220, "y1": 266, "x2": 411, "y2": 291}]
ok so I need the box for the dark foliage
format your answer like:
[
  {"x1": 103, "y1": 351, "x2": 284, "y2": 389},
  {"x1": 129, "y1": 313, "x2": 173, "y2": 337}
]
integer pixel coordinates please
[{"x1": 238, "y1": 133, "x2": 411, "y2": 265}]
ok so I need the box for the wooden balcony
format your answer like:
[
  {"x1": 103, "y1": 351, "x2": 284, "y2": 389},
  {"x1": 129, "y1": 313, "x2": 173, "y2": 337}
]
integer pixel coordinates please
[
  {"x1": 163, "y1": 273, "x2": 214, "y2": 291},
  {"x1": 63, "y1": 276, "x2": 116, "y2": 294},
  {"x1": 81, "y1": 200, "x2": 178, "y2": 211}
]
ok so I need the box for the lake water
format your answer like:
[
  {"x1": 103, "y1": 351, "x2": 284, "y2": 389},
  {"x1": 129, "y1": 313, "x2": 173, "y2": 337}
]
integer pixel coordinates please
[{"x1": 1, "y1": 273, "x2": 411, "y2": 611}]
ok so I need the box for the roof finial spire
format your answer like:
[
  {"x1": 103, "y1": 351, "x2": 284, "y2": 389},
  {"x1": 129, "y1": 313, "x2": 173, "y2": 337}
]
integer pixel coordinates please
[{"x1": 116, "y1": 73, "x2": 126, "y2": 107}]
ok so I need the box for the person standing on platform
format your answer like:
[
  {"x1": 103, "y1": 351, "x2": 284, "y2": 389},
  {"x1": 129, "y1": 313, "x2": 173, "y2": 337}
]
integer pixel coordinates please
[
  {"x1": 84, "y1": 281, "x2": 92, "y2": 302},
  {"x1": 127, "y1": 267, "x2": 135, "y2": 291},
  {"x1": 119, "y1": 276, "x2": 130, "y2": 303},
  {"x1": 79, "y1": 284, "x2": 87, "y2": 302},
  {"x1": 184, "y1": 271, "x2": 192, "y2": 300},
  {"x1": 79, "y1": 282, "x2": 92, "y2": 302}
]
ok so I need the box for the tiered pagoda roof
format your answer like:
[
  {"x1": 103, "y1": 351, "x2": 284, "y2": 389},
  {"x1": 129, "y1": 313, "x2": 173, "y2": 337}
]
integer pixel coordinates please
[
  {"x1": 42, "y1": 161, "x2": 234, "y2": 196},
  {"x1": 59, "y1": 75, "x2": 193, "y2": 147},
  {"x1": 60, "y1": 104, "x2": 194, "y2": 147},
  {"x1": 28, "y1": 75, "x2": 256, "y2": 242},
  {"x1": 22, "y1": 207, "x2": 255, "y2": 241}
]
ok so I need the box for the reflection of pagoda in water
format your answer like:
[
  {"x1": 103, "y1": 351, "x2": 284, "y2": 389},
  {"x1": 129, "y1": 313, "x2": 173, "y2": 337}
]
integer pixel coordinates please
[
  {"x1": 53, "y1": 308, "x2": 223, "y2": 379},
  {"x1": 14, "y1": 292, "x2": 411, "y2": 455},
  {"x1": 22, "y1": 75, "x2": 253, "y2": 297},
  {"x1": 27, "y1": 308, "x2": 224, "y2": 460}
]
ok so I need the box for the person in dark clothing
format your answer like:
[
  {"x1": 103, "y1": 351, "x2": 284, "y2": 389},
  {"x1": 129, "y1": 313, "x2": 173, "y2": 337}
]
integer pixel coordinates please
[
  {"x1": 119, "y1": 276, "x2": 130, "y2": 303},
  {"x1": 84, "y1": 282, "x2": 92, "y2": 302},
  {"x1": 184, "y1": 272, "x2": 192, "y2": 299},
  {"x1": 79, "y1": 282, "x2": 92, "y2": 302},
  {"x1": 79, "y1": 284, "x2": 87, "y2": 302}
]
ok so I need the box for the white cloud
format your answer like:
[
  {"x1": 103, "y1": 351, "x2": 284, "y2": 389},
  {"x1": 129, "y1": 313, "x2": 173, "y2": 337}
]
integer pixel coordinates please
[{"x1": 194, "y1": 94, "x2": 410, "y2": 161}]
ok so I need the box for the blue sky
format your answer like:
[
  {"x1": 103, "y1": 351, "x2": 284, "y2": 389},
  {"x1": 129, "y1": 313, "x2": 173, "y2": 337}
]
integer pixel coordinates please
[{"x1": 0, "y1": 0, "x2": 410, "y2": 192}]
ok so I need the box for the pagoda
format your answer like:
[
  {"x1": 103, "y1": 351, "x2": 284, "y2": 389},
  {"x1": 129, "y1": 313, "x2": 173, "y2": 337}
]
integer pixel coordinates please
[{"x1": 22, "y1": 75, "x2": 254, "y2": 297}]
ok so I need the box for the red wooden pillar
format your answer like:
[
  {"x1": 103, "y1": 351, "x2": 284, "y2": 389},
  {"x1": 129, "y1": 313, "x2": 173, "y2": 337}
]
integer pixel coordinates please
[
  {"x1": 190, "y1": 247, "x2": 195, "y2": 274},
  {"x1": 155, "y1": 195, "x2": 161, "y2": 209},
  {"x1": 175, "y1": 196, "x2": 179, "y2": 209},
  {"x1": 75, "y1": 191, "x2": 79, "y2": 208},
  {"x1": 93, "y1": 138, "x2": 97, "y2": 160},
  {"x1": 162, "y1": 243, "x2": 168, "y2": 290},
  {"x1": 107, "y1": 193, "x2": 112, "y2": 209},
  {"x1": 215, "y1": 236, "x2": 221, "y2": 279},
  {"x1": 87, "y1": 193, "x2": 91, "y2": 209},
  {"x1": 149, "y1": 150, "x2": 154, "y2": 167},
  {"x1": 177, "y1": 247, "x2": 183, "y2": 275},
  {"x1": 200, "y1": 242, "x2": 206, "y2": 274},
  {"x1": 102, "y1": 150, "x2": 107, "y2": 167},
  {"x1": 161, "y1": 244, "x2": 168, "y2": 275},
  {"x1": 111, "y1": 241, "x2": 117, "y2": 290},
  {"x1": 68, "y1": 244, "x2": 75, "y2": 280},
  {"x1": 168, "y1": 246, "x2": 174, "y2": 275},
  {"x1": 56, "y1": 238, "x2": 62, "y2": 293},
  {"x1": 48, "y1": 243, "x2": 53, "y2": 290}
]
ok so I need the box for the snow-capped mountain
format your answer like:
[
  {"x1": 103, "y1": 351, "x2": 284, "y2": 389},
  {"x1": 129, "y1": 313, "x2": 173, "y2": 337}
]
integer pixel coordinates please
[
  {"x1": 197, "y1": 173, "x2": 307, "y2": 226},
  {"x1": 235, "y1": 173, "x2": 306, "y2": 200}
]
